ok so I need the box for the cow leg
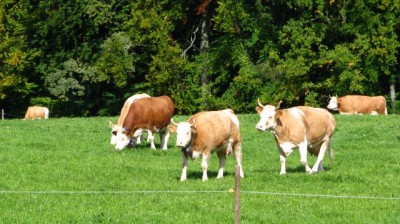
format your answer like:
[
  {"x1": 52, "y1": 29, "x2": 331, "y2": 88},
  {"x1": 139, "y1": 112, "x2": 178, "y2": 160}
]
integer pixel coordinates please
[
  {"x1": 311, "y1": 139, "x2": 330, "y2": 173},
  {"x1": 136, "y1": 133, "x2": 142, "y2": 144},
  {"x1": 180, "y1": 150, "x2": 189, "y2": 181},
  {"x1": 160, "y1": 128, "x2": 170, "y2": 150},
  {"x1": 216, "y1": 151, "x2": 226, "y2": 179},
  {"x1": 147, "y1": 131, "x2": 156, "y2": 149},
  {"x1": 201, "y1": 152, "x2": 210, "y2": 181},
  {"x1": 233, "y1": 143, "x2": 244, "y2": 178},
  {"x1": 279, "y1": 153, "x2": 287, "y2": 175},
  {"x1": 298, "y1": 142, "x2": 312, "y2": 173}
]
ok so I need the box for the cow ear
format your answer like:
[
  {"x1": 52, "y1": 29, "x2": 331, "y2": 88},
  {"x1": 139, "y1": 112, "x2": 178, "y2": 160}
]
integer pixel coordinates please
[
  {"x1": 168, "y1": 124, "x2": 177, "y2": 133},
  {"x1": 256, "y1": 106, "x2": 263, "y2": 114},
  {"x1": 275, "y1": 110, "x2": 283, "y2": 118},
  {"x1": 108, "y1": 121, "x2": 115, "y2": 128}
]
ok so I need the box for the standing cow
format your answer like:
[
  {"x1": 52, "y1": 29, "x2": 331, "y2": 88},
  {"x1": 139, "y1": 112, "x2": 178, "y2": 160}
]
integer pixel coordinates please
[
  {"x1": 23, "y1": 106, "x2": 49, "y2": 120},
  {"x1": 114, "y1": 96, "x2": 174, "y2": 150},
  {"x1": 109, "y1": 93, "x2": 150, "y2": 146},
  {"x1": 168, "y1": 109, "x2": 244, "y2": 181},
  {"x1": 256, "y1": 100, "x2": 335, "y2": 175},
  {"x1": 327, "y1": 95, "x2": 387, "y2": 115}
]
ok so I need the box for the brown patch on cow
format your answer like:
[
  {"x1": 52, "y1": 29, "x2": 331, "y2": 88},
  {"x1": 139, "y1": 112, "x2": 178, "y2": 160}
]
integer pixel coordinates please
[{"x1": 122, "y1": 96, "x2": 175, "y2": 137}]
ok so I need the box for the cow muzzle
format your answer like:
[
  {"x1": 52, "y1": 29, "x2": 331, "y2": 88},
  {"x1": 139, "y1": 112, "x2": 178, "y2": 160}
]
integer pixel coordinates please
[
  {"x1": 176, "y1": 141, "x2": 188, "y2": 148},
  {"x1": 256, "y1": 123, "x2": 267, "y2": 131}
]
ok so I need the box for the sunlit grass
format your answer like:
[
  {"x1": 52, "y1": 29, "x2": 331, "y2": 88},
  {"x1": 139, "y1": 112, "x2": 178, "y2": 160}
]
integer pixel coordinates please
[{"x1": 0, "y1": 114, "x2": 399, "y2": 223}]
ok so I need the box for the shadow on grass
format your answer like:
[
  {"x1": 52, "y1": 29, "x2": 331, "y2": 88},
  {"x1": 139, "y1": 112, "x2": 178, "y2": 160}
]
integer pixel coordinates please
[{"x1": 175, "y1": 170, "x2": 236, "y2": 181}]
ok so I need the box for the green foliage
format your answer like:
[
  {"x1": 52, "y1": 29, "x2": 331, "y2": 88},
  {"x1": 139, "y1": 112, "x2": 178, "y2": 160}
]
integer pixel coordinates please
[
  {"x1": 96, "y1": 32, "x2": 135, "y2": 88},
  {"x1": 0, "y1": 0, "x2": 399, "y2": 115}
]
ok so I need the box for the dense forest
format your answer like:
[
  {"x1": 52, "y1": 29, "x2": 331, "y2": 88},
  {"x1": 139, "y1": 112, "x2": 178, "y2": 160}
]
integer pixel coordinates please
[{"x1": 1, "y1": 0, "x2": 399, "y2": 117}]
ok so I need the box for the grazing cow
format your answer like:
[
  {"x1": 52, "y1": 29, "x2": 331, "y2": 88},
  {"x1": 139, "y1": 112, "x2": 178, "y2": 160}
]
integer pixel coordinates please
[
  {"x1": 256, "y1": 100, "x2": 335, "y2": 175},
  {"x1": 327, "y1": 95, "x2": 387, "y2": 115},
  {"x1": 168, "y1": 109, "x2": 244, "y2": 181},
  {"x1": 23, "y1": 106, "x2": 49, "y2": 120},
  {"x1": 114, "y1": 96, "x2": 174, "y2": 150},
  {"x1": 109, "y1": 93, "x2": 151, "y2": 145}
]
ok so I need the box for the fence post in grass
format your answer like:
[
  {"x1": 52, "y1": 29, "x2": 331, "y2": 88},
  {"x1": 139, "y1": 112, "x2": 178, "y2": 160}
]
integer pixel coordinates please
[
  {"x1": 234, "y1": 165, "x2": 240, "y2": 224},
  {"x1": 1, "y1": 109, "x2": 4, "y2": 120}
]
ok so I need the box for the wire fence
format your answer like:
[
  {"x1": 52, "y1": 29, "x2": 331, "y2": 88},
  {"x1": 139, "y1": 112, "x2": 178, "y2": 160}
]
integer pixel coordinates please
[
  {"x1": 1, "y1": 109, "x2": 24, "y2": 120},
  {"x1": 0, "y1": 190, "x2": 399, "y2": 201}
]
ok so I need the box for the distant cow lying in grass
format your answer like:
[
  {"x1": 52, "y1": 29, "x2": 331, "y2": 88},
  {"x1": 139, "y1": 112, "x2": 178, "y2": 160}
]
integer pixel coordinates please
[
  {"x1": 168, "y1": 109, "x2": 244, "y2": 181},
  {"x1": 256, "y1": 100, "x2": 335, "y2": 175}
]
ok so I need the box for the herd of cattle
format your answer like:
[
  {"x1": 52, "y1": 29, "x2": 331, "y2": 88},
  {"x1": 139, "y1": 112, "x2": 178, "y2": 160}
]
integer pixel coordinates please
[{"x1": 23, "y1": 93, "x2": 387, "y2": 181}]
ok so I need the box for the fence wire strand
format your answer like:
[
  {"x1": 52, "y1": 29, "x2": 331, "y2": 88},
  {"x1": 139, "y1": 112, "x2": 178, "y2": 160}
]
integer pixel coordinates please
[{"x1": 0, "y1": 190, "x2": 399, "y2": 201}]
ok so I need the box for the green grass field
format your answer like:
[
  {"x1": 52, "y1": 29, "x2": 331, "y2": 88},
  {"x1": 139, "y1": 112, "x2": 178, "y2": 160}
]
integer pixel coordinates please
[{"x1": 0, "y1": 114, "x2": 399, "y2": 223}]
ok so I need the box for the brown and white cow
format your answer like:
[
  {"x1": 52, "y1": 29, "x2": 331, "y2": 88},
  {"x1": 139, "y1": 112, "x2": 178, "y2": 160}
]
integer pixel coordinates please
[
  {"x1": 327, "y1": 95, "x2": 387, "y2": 115},
  {"x1": 114, "y1": 96, "x2": 174, "y2": 150},
  {"x1": 109, "y1": 93, "x2": 150, "y2": 146},
  {"x1": 256, "y1": 100, "x2": 335, "y2": 175},
  {"x1": 23, "y1": 106, "x2": 49, "y2": 120},
  {"x1": 168, "y1": 109, "x2": 244, "y2": 181}
]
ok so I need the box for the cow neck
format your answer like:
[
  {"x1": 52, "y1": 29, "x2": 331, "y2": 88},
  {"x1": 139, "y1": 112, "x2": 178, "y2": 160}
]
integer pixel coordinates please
[
  {"x1": 183, "y1": 131, "x2": 196, "y2": 151},
  {"x1": 123, "y1": 126, "x2": 132, "y2": 136}
]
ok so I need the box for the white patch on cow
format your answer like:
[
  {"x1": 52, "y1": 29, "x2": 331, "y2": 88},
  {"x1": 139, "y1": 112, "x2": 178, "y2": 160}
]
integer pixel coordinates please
[
  {"x1": 327, "y1": 96, "x2": 338, "y2": 111},
  {"x1": 256, "y1": 105, "x2": 276, "y2": 131},
  {"x1": 43, "y1": 108, "x2": 49, "y2": 119},
  {"x1": 114, "y1": 131, "x2": 130, "y2": 150},
  {"x1": 288, "y1": 107, "x2": 304, "y2": 119},
  {"x1": 370, "y1": 111, "x2": 378, "y2": 115},
  {"x1": 223, "y1": 109, "x2": 240, "y2": 127},
  {"x1": 192, "y1": 151, "x2": 202, "y2": 160},
  {"x1": 279, "y1": 142, "x2": 296, "y2": 156},
  {"x1": 175, "y1": 122, "x2": 192, "y2": 148}
]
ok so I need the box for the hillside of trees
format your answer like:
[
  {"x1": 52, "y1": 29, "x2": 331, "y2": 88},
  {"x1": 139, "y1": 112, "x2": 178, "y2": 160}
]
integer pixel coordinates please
[{"x1": 1, "y1": 0, "x2": 399, "y2": 117}]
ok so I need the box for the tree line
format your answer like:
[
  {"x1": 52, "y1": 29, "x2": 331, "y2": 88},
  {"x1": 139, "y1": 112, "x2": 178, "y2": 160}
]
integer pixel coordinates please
[{"x1": 1, "y1": 0, "x2": 399, "y2": 117}]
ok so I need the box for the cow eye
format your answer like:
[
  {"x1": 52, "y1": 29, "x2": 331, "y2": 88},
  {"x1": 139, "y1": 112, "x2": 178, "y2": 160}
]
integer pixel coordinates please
[{"x1": 112, "y1": 131, "x2": 117, "y2": 135}]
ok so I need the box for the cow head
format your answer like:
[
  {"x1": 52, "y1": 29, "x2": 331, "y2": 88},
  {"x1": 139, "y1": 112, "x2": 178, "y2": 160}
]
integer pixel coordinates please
[
  {"x1": 109, "y1": 121, "x2": 118, "y2": 145},
  {"x1": 169, "y1": 119, "x2": 195, "y2": 149},
  {"x1": 256, "y1": 98, "x2": 280, "y2": 131},
  {"x1": 114, "y1": 127, "x2": 131, "y2": 150},
  {"x1": 327, "y1": 95, "x2": 339, "y2": 111}
]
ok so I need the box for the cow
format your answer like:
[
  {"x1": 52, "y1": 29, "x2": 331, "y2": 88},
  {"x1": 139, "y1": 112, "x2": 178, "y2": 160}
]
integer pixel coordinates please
[
  {"x1": 168, "y1": 109, "x2": 244, "y2": 181},
  {"x1": 256, "y1": 99, "x2": 335, "y2": 175},
  {"x1": 114, "y1": 96, "x2": 174, "y2": 151},
  {"x1": 109, "y1": 93, "x2": 151, "y2": 146},
  {"x1": 327, "y1": 95, "x2": 387, "y2": 115},
  {"x1": 23, "y1": 106, "x2": 49, "y2": 120}
]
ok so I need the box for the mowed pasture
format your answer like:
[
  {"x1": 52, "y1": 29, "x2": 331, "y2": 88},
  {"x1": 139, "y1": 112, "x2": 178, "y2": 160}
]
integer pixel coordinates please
[{"x1": 0, "y1": 114, "x2": 399, "y2": 223}]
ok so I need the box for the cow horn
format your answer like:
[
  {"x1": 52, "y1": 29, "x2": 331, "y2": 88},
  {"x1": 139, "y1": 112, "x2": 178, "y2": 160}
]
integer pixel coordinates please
[
  {"x1": 171, "y1": 118, "x2": 178, "y2": 126},
  {"x1": 276, "y1": 100, "x2": 283, "y2": 109},
  {"x1": 257, "y1": 98, "x2": 265, "y2": 108}
]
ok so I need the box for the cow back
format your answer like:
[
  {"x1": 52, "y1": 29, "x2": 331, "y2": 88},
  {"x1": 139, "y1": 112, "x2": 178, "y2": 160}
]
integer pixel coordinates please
[
  {"x1": 117, "y1": 93, "x2": 150, "y2": 125},
  {"x1": 297, "y1": 106, "x2": 336, "y2": 141},
  {"x1": 189, "y1": 110, "x2": 241, "y2": 152},
  {"x1": 274, "y1": 106, "x2": 335, "y2": 155},
  {"x1": 339, "y1": 95, "x2": 386, "y2": 114},
  {"x1": 123, "y1": 96, "x2": 174, "y2": 134},
  {"x1": 24, "y1": 106, "x2": 48, "y2": 120}
]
